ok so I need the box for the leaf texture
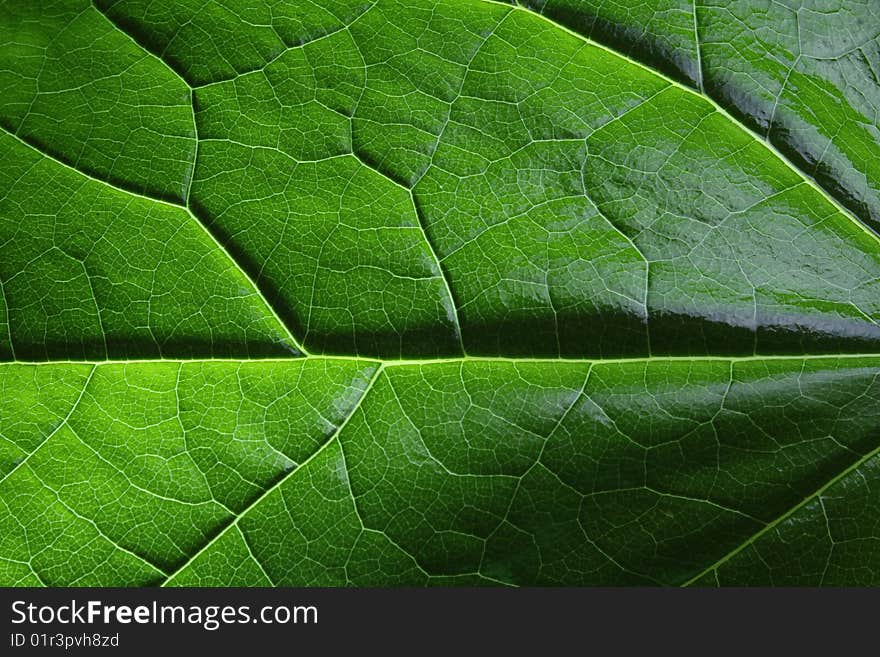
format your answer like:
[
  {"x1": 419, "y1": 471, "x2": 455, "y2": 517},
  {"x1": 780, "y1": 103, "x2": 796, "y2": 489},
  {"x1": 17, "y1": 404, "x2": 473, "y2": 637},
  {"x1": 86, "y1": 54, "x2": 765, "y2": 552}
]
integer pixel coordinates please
[
  {"x1": 0, "y1": 0, "x2": 878, "y2": 586},
  {"x1": 520, "y1": 0, "x2": 880, "y2": 234}
]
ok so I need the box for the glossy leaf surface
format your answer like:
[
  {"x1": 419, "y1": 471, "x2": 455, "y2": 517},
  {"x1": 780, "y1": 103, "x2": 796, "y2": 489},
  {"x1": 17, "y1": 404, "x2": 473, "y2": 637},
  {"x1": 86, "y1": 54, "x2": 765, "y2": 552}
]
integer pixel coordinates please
[{"x1": 0, "y1": 0, "x2": 878, "y2": 586}]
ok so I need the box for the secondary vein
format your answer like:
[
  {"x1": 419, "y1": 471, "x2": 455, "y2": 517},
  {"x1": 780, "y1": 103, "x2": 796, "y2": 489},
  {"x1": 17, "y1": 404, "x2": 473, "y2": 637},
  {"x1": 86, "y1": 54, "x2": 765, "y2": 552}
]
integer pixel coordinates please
[
  {"x1": 478, "y1": 0, "x2": 880, "y2": 247},
  {"x1": 683, "y1": 439, "x2": 880, "y2": 586},
  {"x1": 159, "y1": 363, "x2": 385, "y2": 585}
]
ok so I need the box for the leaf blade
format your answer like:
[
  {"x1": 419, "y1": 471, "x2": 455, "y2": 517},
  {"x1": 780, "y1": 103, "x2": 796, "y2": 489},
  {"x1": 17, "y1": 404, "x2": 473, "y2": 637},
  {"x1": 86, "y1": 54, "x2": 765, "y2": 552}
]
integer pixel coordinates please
[{"x1": 2, "y1": 0, "x2": 879, "y2": 587}]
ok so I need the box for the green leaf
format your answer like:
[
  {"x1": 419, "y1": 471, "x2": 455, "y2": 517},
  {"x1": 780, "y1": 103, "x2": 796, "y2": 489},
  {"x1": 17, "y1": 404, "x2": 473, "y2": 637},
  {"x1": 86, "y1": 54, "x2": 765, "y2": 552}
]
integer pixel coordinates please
[
  {"x1": 520, "y1": 0, "x2": 880, "y2": 234},
  {"x1": 0, "y1": 0, "x2": 878, "y2": 586}
]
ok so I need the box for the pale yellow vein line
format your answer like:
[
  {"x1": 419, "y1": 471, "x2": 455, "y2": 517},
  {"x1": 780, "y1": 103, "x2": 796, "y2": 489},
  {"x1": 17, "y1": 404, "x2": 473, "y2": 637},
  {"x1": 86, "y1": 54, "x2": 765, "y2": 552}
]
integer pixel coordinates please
[
  {"x1": 3, "y1": 353, "x2": 880, "y2": 367},
  {"x1": 27, "y1": 465, "x2": 168, "y2": 577},
  {"x1": 349, "y1": 150, "x2": 466, "y2": 356},
  {"x1": 684, "y1": 439, "x2": 880, "y2": 586},
  {"x1": 1, "y1": 125, "x2": 186, "y2": 209},
  {"x1": 183, "y1": 87, "x2": 307, "y2": 355},
  {"x1": 0, "y1": 364, "x2": 96, "y2": 487},
  {"x1": 89, "y1": 0, "x2": 192, "y2": 88},
  {"x1": 239, "y1": 527, "x2": 278, "y2": 586},
  {"x1": 160, "y1": 363, "x2": 384, "y2": 586},
  {"x1": 478, "y1": 0, "x2": 880, "y2": 247},
  {"x1": 0, "y1": 126, "x2": 306, "y2": 355},
  {"x1": 191, "y1": 1, "x2": 379, "y2": 89},
  {"x1": 0, "y1": 277, "x2": 15, "y2": 360}
]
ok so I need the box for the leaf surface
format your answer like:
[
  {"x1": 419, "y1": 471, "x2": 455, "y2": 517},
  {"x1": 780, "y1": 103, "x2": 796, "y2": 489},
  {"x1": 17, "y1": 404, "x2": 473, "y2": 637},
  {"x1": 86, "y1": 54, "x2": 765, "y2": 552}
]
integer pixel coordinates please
[
  {"x1": 1, "y1": 0, "x2": 879, "y2": 586},
  {"x1": 522, "y1": 0, "x2": 880, "y2": 233}
]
